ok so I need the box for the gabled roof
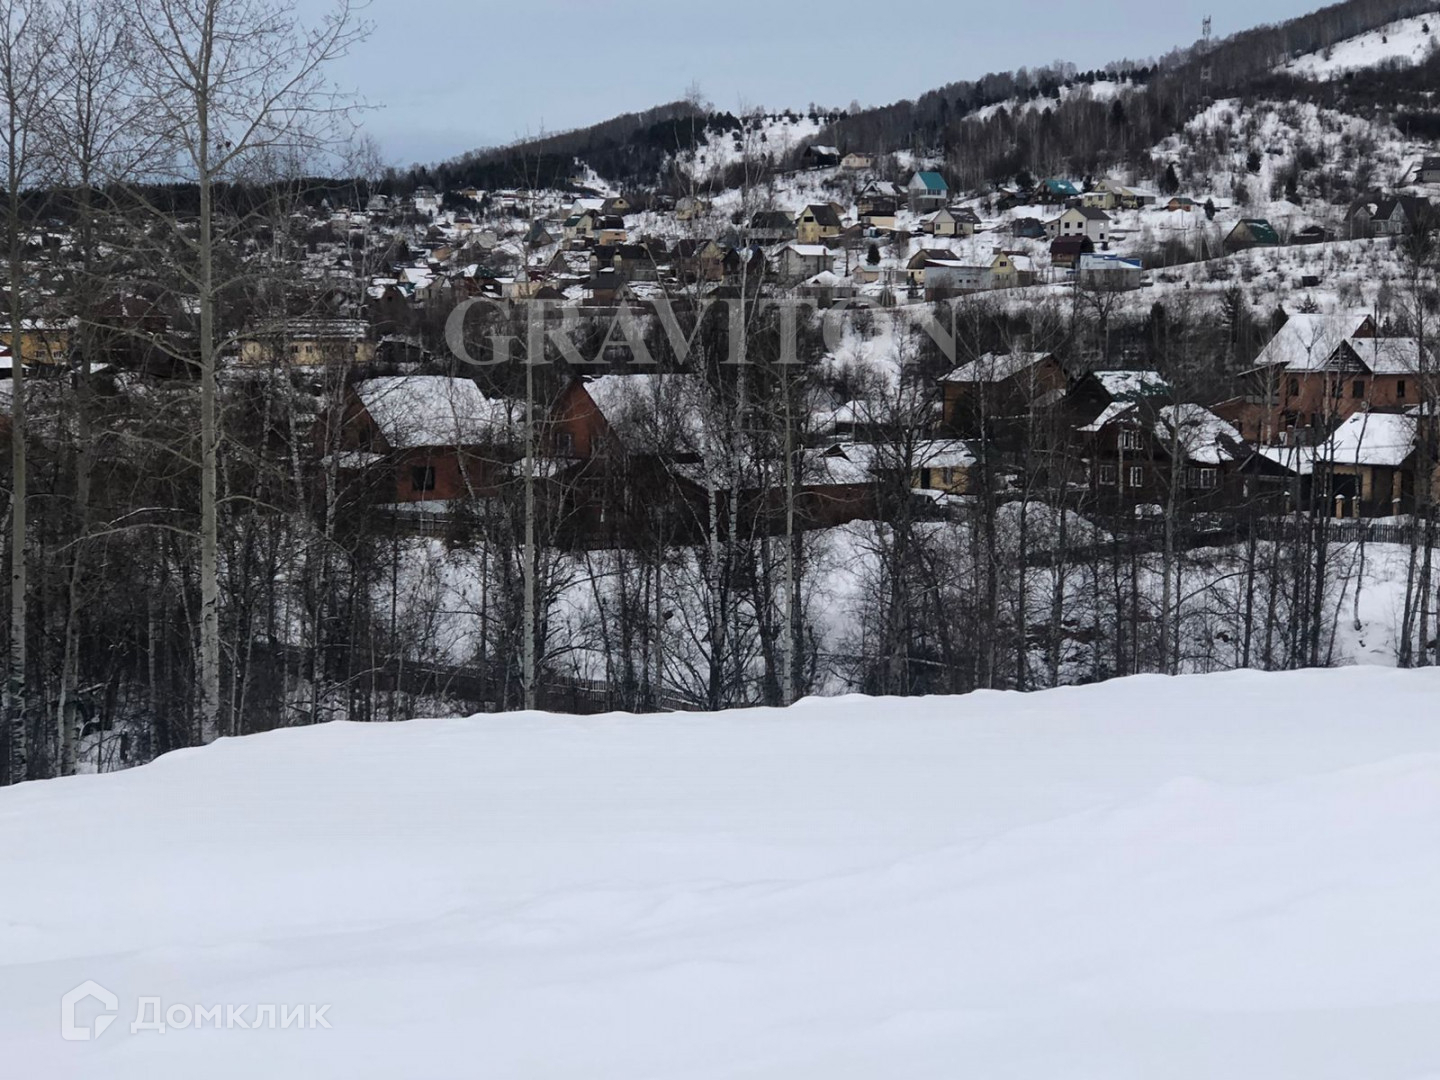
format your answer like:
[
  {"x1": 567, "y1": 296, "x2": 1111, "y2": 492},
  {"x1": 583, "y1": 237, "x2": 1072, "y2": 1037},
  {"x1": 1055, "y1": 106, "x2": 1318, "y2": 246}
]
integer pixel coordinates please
[
  {"x1": 1088, "y1": 370, "x2": 1171, "y2": 401},
  {"x1": 911, "y1": 171, "x2": 948, "y2": 192},
  {"x1": 1251, "y1": 313, "x2": 1375, "y2": 372},
  {"x1": 1318, "y1": 412, "x2": 1417, "y2": 468},
  {"x1": 750, "y1": 210, "x2": 796, "y2": 230},
  {"x1": 1341, "y1": 337, "x2": 1432, "y2": 376},
  {"x1": 800, "y1": 203, "x2": 843, "y2": 227},
  {"x1": 1154, "y1": 404, "x2": 1246, "y2": 465},
  {"x1": 1043, "y1": 179, "x2": 1081, "y2": 196},
  {"x1": 355, "y1": 376, "x2": 510, "y2": 449},
  {"x1": 941, "y1": 351, "x2": 1054, "y2": 384},
  {"x1": 1232, "y1": 218, "x2": 1280, "y2": 244},
  {"x1": 581, "y1": 373, "x2": 709, "y2": 454}
]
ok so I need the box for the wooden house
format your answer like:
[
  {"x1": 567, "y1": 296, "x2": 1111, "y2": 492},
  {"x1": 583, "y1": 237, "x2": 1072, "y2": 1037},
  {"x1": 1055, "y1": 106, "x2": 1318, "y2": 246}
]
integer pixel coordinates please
[
  {"x1": 325, "y1": 376, "x2": 511, "y2": 503},
  {"x1": 1223, "y1": 218, "x2": 1280, "y2": 254},
  {"x1": 796, "y1": 203, "x2": 844, "y2": 245},
  {"x1": 940, "y1": 351, "x2": 1068, "y2": 433},
  {"x1": 907, "y1": 171, "x2": 949, "y2": 213}
]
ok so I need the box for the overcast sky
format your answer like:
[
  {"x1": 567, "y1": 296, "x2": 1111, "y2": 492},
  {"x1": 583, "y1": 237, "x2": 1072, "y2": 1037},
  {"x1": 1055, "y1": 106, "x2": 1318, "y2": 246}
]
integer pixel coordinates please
[{"x1": 313, "y1": 0, "x2": 1324, "y2": 167}]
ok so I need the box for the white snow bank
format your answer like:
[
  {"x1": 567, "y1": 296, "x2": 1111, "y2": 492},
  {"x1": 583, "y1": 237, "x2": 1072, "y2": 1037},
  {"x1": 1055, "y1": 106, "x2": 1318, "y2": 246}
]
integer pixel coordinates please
[{"x1": 5, "y1": 667, "x2": 1440, "y2": 1078}]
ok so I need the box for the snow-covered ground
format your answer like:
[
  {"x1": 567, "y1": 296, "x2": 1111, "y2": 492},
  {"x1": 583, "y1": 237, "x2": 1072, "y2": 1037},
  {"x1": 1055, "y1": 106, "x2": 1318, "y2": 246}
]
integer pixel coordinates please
[
  {"x1": 5, "y1": 668, "x2": 1440, "y2": 1078},
  {"x1": 1278, "y1": 12, "x2": 1440, "y2": 80}
]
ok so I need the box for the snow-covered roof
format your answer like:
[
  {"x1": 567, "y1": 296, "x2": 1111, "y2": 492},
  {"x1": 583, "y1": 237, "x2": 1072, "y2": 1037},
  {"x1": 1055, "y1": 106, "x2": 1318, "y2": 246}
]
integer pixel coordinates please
[
  {"x1": 1345, "y1": 337, "x2": 1431, "y2": 376},
  {"x1": 1077, "y1": 401, "x2": 1136, "y2": 433},
  {"x1": 1318, "y1": 412, "x2": 1417, "y2": 468},
  {"x1": 1154, "y1": 404, "x2": 1246, "y2": 465},
  {"x1": 784, "y1": 243, "x2": 832, "y2": 258},
  {"x1": 1091, "y1": 370, "x2": 1171, "y2": 401},
  {"x1": 1252, "y1": 314, "x2": 1372, "y2": 372},
  {"x1": 582, "y1": 373, "x2": 709, "y2": 454},
  {"x1": 355, "y1": 376, "x2": 510, "y2": 449},
  {"x1": 941, "y1": 351, "x2": 1053, "y2": 384},
  {"x1": 914, "y1": 439, "x2": 977, "y2": 469}
]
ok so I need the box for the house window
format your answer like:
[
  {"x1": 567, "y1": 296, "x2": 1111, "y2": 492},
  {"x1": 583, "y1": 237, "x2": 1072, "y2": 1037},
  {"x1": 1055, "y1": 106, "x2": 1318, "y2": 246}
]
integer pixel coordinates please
[
  {"x1": 1398, "y1": 379, "x2": 1407, "y2": 399},
  {"x1": 1120, "y1": 430, "x2": 1142, "y2": 451},
  {"x1": 1099, "y1": 464, "x2": 1118, "y2": 486},
  {"x1": 1352, "y1": 379, "x2": 1366, "y2": 399},
  {"x1": 1191, "y1": 467, "x2": 1218, "y2": 489},
  {"x1": 410, "y1": 466, "x2": 436, "y2": 493},
  {"x1": 1128, "y1": 465, "x2": 1144, "y2": 488},
  {"x1": 555, "y1": 431, "x2": 575, "y2": 456},
  {"x1": 1288, "y1": 378, "x2": 1299, "y2": 397}
]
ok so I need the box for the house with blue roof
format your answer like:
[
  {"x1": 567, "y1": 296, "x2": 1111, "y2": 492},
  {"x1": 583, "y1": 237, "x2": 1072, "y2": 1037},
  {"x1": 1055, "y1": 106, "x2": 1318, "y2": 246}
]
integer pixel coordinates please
[
  {"x1": 908, "y1": 171, "x2": 950, "y2": 213},
  {"x1": 1037, "y1": 178, "x2": 1081, "y2": 204}
]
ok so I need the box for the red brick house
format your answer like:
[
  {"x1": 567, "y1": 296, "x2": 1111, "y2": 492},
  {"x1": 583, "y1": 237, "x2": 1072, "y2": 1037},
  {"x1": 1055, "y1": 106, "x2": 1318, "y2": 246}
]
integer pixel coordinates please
[{"x1": 325, "y1": 375, "x2": 513, "y2": 503}]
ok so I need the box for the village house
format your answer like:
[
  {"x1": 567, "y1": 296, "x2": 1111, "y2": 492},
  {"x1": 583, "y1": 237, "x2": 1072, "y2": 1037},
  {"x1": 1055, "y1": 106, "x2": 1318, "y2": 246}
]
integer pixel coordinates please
[
  {"x1": 1234, "y1": 314, "x2": 1435, "y2": 443},
  {"x1": 803, "y1": 145, "x2": 841, "y2": 168},
  {"x1": 562, "y1": 208, "x2": 599, "y2": 244},
  {"x1": 1257, "y1": 412, "x2": 1434, "y2": 518},
  {"x1": 1313, "y1": 412, "x2": 1432, "y2": 517},
  {"x1": 676, "y1": 195, "x2": 712, "y2": 221},
  {"x1": 0, "y1": 319, "x2": 70, "y2": 367},
  {"x1": 920, "y1": 206, "x2": 980, "y2": 238},
  {"x1": 1046, "y1": 206, "x2": 1111, "y2": 245},
  {"x1": 746, "y1": 210, "x2": 797, "y2": 245},
  {"x1": 940, "y1": 350, "x2": 1068, "y2": 433},
  {"x1": 1074, "y1": 253, "x2": 1144, "y2": 290},
  {"x1": 795, "y1": 203, "x2": 844, "y2": 245},
  {"x1": 912, "y1": 440, "x2": 979, "y2": 495},
  {"x1": 1082, "y1": 401, "x2": 1248, "y2": 507},
  {"x1": 858, "y1": 180, "x2": 904, "y2": 215},
  {"x1": 237, "y1": 318, "x2": 375, "y2": 369},
  {"x1": 1050, "y1": 236, "x2": 1095, "y2": 269},
  {"x1": 1048, "y1": 204, "x2": 1111, "y2": 244},
  {"x1": 1346, "y1": 194, "x2": 1433, "y2": 238},
  {"x1": 1035, "y1": 178, "x2": 1081, "y2": 205},
  {"x1": 840, "y1": 152, "x2": 875, "y2": 171},
  {"x1": 1224, "y1": 218, "x2": 1280, "y2": 253},
  {"x1": 325, "y1": 375, "x2": 511, "y2": 504},
  {"x1": 907, "y1": 171, "x2": 950, "y2": 213},
  {"x1": 594, "y1": 216, "x2": 628, "y2": 246},
  {"x1": 776, "y1": 243, "x2": 832, "y2": 281},
  {"x1": 546, "y1": 373, "x2": 712, "y2": 540},
  {"x1": 1066, "y1": 369, "x2": 1172, "y2": 428},
  {"x1": 673, "y1": 239, "x2": 726, "y2": 283}
]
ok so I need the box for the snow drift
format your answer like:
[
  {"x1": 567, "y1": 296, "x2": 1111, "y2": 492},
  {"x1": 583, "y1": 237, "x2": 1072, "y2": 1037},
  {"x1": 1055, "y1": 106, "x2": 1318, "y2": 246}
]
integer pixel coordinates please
[{"x1": 4, "y1": 668, "x2": 1440, "y2": 1078}]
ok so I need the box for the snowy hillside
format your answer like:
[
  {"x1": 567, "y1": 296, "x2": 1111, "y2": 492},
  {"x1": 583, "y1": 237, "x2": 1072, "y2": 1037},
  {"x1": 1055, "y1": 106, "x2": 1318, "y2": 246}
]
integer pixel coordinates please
[
  {"x1": 1277, "y1": 12, "x2": 1440, "y2": 79},
  {"x1": 6, "y1": 669, "x2": 1440, "y2": 1078}
]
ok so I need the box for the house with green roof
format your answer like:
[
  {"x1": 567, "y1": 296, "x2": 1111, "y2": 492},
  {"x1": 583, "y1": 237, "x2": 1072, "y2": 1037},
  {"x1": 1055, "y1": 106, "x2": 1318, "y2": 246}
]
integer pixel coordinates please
[
  {"x1": 1224, "y1": 218, "x2": 1280, "y2": 253},
  {"x1": 908, "y1": 171, "x2": 950, "y2": 212}
]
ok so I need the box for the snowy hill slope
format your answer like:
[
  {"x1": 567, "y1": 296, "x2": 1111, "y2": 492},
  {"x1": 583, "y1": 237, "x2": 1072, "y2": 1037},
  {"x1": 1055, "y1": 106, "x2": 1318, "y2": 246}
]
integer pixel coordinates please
[
  {"x1": 1277, "y1": 11, "x2": 1440, "y2": 79},
  {"x1": 5, "y1": 669, "x2": 1440, "y2": 1078}
]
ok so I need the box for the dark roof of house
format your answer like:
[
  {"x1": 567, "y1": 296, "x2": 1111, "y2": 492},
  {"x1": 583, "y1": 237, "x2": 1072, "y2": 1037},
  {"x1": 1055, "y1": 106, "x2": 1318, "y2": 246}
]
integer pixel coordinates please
[
  {"x1": 802, "y1": 203, "x2": 843, "y2": 227},
  {"x1": 750, "y1": 210, "x2": 796, "y2": 230},
  {"x1": 1050, "y1": 237, "x2": 1094, "y2": 254},
  {"x1": 1232, "y1": 218, "x2": 1280, "y2": 244},
  {"x1": 1074, "y1": 206, "x2": 1111, "y2": 221}
]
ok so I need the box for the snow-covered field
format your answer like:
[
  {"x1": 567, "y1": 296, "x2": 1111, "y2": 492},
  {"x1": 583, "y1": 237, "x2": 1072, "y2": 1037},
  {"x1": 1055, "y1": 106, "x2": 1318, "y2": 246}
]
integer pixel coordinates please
[{"x1": 5, "y1": 668, "x2": 1440, "y2": 1078}]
